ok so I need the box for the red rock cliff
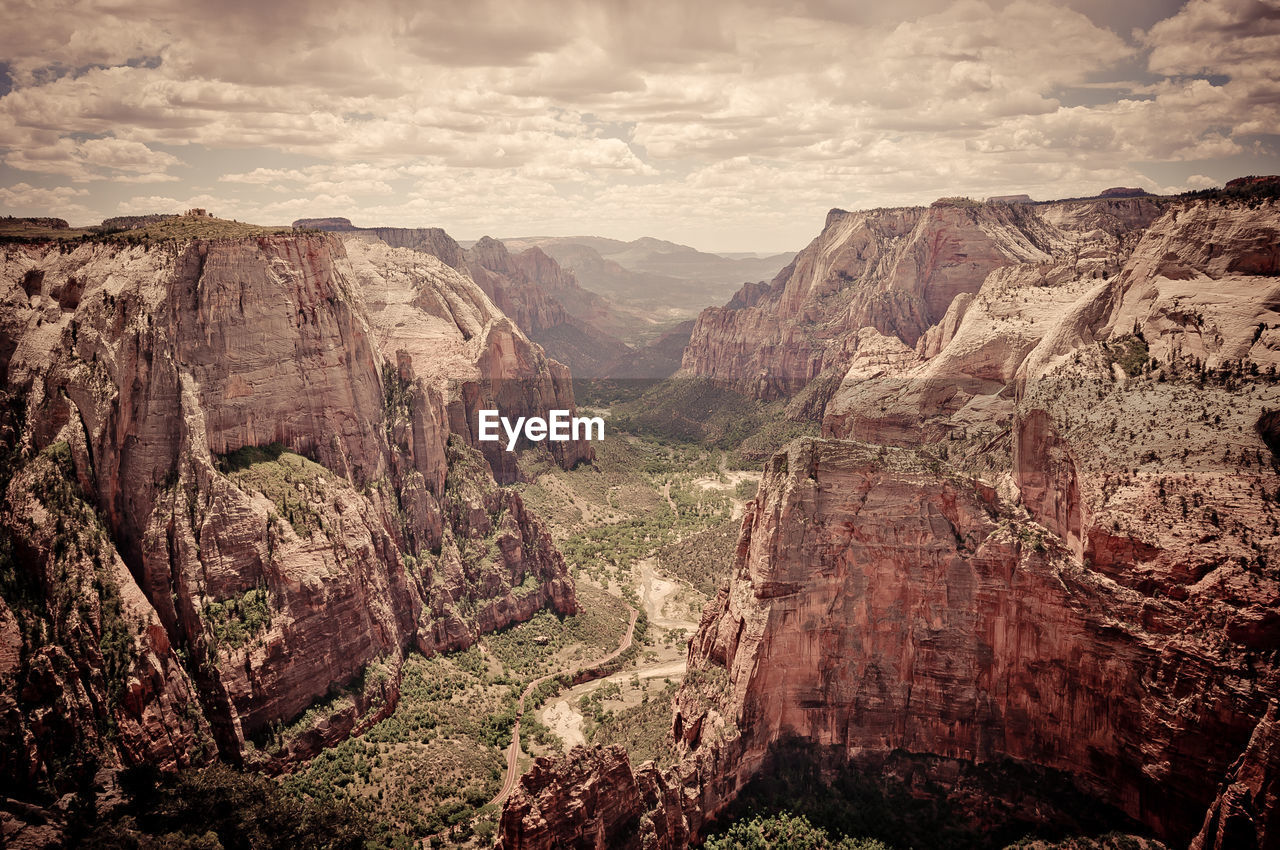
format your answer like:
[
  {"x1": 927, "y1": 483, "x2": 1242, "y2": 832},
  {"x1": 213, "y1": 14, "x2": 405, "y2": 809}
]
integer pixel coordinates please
[
  {"x1": 683, "y1": 198, "x2": 1160, "y2": 402},
  {"x1": 500, "y1": 193, "x2": 1280, "y2": 850},
  {"x1": 0, "y1": 230, "x2": 580, "y2": 806}
]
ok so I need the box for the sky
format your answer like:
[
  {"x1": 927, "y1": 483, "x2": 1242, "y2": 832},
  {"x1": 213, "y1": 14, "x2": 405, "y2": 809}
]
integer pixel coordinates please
[{"x1": 0, "y1": 0, "x2": 1278, "y2": 253}]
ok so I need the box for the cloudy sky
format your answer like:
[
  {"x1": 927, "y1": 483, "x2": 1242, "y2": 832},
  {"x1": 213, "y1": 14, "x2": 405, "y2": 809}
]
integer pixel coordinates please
[{"x1": 1, "y1": 0, "x2": 1278, "y2": 252}]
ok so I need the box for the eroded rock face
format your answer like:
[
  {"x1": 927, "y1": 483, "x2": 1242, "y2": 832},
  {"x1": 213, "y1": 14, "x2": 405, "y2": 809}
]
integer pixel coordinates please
[
  {"x1": 501, "y1": 194, "x2": 1280, "y2": 850},
  {"x1": 498, "y1": 745, "x2": 689, "y2": 850},
  {"x1": 682, "y1": 437, "x2": 1279, "y2": 842},
  {"x1": 503, "y1": 435, "x2": 1280, "y2": 847},
  {"x1": 0, "y1": 231, "x2": 579, "y2": 805},
  {"x1": 345, "y1": 236, "x2": 592, "y2": 481},
  {"x1": 316, "y1": 223, "x2": 631, "y2": 377},
  {"x1": 1192, "y1": 700, "x2": 1280, "y2": 850},
  {"x1": 685, "y1": 197, "x2": 1163, "y2": 403},
  {"x1": 1, "y1": 444, "x2": 210, "y2": 792}
]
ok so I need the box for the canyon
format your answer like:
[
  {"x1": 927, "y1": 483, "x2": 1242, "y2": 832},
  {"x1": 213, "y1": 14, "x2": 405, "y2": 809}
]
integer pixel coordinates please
[
  {"x1": 0, "y1": 221, "x2": 590, "y2": 838},
  {"x1": 2, "y1": 180, "x2": 1278, "y2": 850},
  {"x1": 500, "y1": 235, "x2": 795, "y2": 330},
  {"x1": 498, "y1": 183, "x2": 1280, "y2": 850},
  {"x1": 295, "y1": 218, "x2": 638, "y2": 377}
]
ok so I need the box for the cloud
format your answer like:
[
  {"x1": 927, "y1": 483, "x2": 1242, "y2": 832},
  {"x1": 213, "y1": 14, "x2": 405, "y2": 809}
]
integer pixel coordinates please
[
  {"x1": 1139, "y1": 0, "x2": 1280, "y2": 137},
  {"x1": 1184, "y1": 173, "x2": 1220, "y2": 189},
  {"x1": 0, "y1": 0, "x2": 1278, "y2": 250},
  {"x1": 1144, "y1": 0, "x2": 1280, "y2": 77},
  {"x1": 3, "y1": 134, "x2": 180, "y2": 181},
  {"x1": 0, "y1": 181, "x2": 87, "y2": 205},
  {"x1": 0, "y1": 181, "x2": 93, "y2": 220}
]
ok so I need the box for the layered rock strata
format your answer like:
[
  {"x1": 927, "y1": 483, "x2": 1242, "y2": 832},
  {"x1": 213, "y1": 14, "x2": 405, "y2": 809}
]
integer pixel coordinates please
[
  {"x1": 294, "y1": 219, "x2": 632, "y2": 376},
  {"x1": 501, "y1": 193, "x2": 1280, "y2": 850},
  {"x1": 0, "y1": 229, "x2": 580, "y2": 810},
  {"x1": 683, "y1": 197, "x2": 1163, "y2": 401}
]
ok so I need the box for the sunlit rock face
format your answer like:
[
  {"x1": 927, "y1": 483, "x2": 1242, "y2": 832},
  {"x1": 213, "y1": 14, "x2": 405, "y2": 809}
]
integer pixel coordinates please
[
  {"x1": 0, "y1": 230, "x2": 580, "y2": 793},
  {"x1": 297, "y1": 219, "x2": 632, "y2": 377},
  {"x1": 683, "y1": 197, "x2": 1163, "y2": 403},
  {"x1": 501, "y1": 192, "x2": 1280, "y2": 850}
]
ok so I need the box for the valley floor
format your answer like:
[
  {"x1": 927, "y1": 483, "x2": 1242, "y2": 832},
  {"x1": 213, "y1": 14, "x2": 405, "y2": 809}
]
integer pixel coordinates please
[{"x1": 278, "y1": 432, "x2": 754, "y2": 848}]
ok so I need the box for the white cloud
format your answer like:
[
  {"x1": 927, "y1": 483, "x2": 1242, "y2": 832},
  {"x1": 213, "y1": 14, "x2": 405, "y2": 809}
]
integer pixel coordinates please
[
  {"x1": 3, "y1": 134, "x2": 180, "y2": 181},
  {"x1": 0, "y1": 0, "x2": 1276, "y2": 250},
  {"x1": 0, "y1": 182, "x2": 93, "y2": 220}
]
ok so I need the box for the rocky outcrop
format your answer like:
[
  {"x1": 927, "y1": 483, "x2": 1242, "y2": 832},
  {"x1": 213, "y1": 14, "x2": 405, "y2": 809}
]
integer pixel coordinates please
[
  {"x1": 1192, "y1": 700, "x2": 1280, "y2": 850},
  {"x1": 291, "y1": 217, "x2": 359, "y2": 232},
  {"x1": 296, "y1": 219, "x2": 633, "y2": 376},
  {"x1": 345, "y1": 236, "x2": 591, "y2": 481},
  {"x1": 503, "y1": 431, "x2": 1280, "y2": 847},
  {"x1": 1, "y1": 443, "x2": 210, "y2": 794},
  {"x1": 821, "y1": 197, "x2": 1169, "y2": 447},
  {"x1": 463, "y1": 236, "x2": 632, "y2": 377},
  {"x1": 675, "y1": 436, "x2": 1280, "y2": 843},
  {"x1": 498, "y1": 745, "x2": 689, "y2": 850},
  {"x1": 501, "y1": 192, "x2": 1280, "y2": 850},
  {"x1": 683, "y1": 197, "x2": 1164, "y2": 402},
  {"x1": 0, "y1": 228, "x2": 580, "y2": 814}
]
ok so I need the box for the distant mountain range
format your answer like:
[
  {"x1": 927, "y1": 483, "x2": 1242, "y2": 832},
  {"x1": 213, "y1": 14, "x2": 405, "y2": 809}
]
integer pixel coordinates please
[{"x1": 496, "y1": 235, "x2": 795, "y2": 324}]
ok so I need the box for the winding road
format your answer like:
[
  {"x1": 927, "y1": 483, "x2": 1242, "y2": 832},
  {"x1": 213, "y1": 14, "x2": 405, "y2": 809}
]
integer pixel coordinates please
[{"x1": 489, "y1": 604, "x2": 640, "y2": 806}]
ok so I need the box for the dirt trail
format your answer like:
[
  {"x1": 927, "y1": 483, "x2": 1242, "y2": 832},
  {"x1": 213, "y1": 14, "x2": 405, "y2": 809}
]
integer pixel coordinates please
[{"x1": 490, "y1": 605, "x2": 639, "y2": 805}]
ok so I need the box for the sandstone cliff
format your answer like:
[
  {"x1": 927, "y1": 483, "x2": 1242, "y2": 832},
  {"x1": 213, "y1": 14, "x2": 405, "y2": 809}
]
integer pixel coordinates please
[
  {"x1": 462, "y1": 236, "x2": 632, "y2": 377},
  {"x1": 500, "y1": 192, "x2": 1280, "y2": 850},
  {"x1": 295, "y1": 219, "x2": 633, "y2": 376},
  {"x1": 821, "y1": 197, "x2": 1162, "y2": 447},
  {"x1": 683, "y1": 197, "x2": 1163, "y2": 402},
  {"x1": 0, "y1": 228, "x2": 580, "y2": 816}
]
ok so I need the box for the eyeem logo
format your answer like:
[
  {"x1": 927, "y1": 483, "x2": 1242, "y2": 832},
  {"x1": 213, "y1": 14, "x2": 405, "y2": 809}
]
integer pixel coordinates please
[{"x1": 478, "y1": 409, "x2": 605, "y2": 451}]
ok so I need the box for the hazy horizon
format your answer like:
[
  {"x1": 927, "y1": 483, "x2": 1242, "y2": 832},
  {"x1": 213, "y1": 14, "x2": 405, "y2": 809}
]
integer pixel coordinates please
[{"x1": 2, "y1": 0, "x2": 1278, "y2": 253}]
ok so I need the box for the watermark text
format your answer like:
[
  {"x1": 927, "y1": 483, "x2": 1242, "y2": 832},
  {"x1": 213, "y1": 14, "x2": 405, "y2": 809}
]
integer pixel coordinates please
[{"x1": 478, "y1": 409, "x2": 604, "y2": 451}]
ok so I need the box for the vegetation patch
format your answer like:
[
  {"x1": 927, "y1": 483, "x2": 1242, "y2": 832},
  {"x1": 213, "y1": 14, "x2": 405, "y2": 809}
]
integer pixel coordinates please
[
  {"x1": 653, "y1": 516, "x2": 741, "y2": 596},
  {"x1": 75, "y1": 762, "x2": 370, "y2": 849},
  {"x1": 283, "y1": 647, "x2": 512, "y2": 846},
  {"x1": 218, "y1": 444, "x2": 332, "y2": 537},
  {"x1": 704, "y1": 811, "x2": 889, "y2": 850},
  {"x1": 203, "y1": 583, "x2": 272, "y2": 651},
  {"x1": 483, "y1": 584, "x2": 631, "y2": 677},
  {"x1": 587, "y1": 682, "x2": 680, "y2": 769},
  {"x1": 606, "y1": 377, "x2": 817, "y2": 464},
  {"x1": 1105, "y1": 334, "x2": 1150, "y2": 377}
]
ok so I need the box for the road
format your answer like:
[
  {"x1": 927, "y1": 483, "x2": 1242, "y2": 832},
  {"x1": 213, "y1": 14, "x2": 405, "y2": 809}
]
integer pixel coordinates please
[{"x1": 489, "y1": 604, "x2": 640, "y2": 806}]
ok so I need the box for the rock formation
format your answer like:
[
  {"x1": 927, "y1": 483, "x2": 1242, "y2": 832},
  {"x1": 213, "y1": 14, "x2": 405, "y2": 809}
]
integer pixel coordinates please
[
  {"x1": 295, "y1": 219, "x2": 633, "y2": 376},
  {"x1": 501, "y1": 235, "x2": 795, "y2": 324},
  {"x1": 500, "y1": 189, "x2": 1280, "y2": 849},
  {"x1": 681, "y1": 197, "x2": 1164, "y2": 402},
  {"x1": 0, "y1": 227, "x2": 583, "y2": 821}
]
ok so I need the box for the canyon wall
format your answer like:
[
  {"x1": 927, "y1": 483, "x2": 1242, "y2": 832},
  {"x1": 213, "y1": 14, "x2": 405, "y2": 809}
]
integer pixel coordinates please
[
  {"x1": 682, "y1": 197, "x2": 1163, "y2": 403},
  {"x1": 295, "y1": 219, "x2": 632, "y2": 376},
  {"x1": 0, "y1": 229, "x2": 582, "y2": 814},
  {"x1": 501, "y1": 192, "x2": 1280, "y2": 850}
]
